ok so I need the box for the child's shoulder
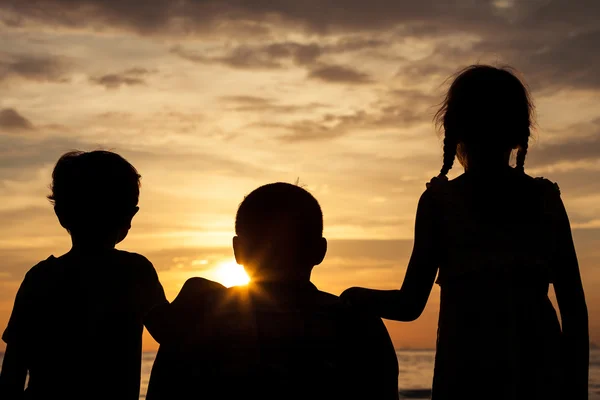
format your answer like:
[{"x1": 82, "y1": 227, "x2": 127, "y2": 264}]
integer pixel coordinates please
[
  {"x1": 25, "y1": 255, "x2": 59, "y2": 279},
  {"x1": 112, "y1": 249, "x2": 152, "y2": 264},
  {"x1": 514, "y1": 173, "x2": 562, "y2": 200},
  {"x1": 112, "y1": 249, "x2": 159, "y2": 275},
  {"x1": 530, "y1": 175, "x2": 561, "y2": 195}
]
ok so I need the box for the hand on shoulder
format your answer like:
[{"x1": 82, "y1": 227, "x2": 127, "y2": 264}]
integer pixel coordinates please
[
  {"x1": 425, "y1": 174, "x2": 448, "y2": 190},
  {"x1": 340, "y1": 287, "x2": 373, "y2": 309},
  {"x1": 174, "y1": 277, "x2": 226, "y2": 306}
]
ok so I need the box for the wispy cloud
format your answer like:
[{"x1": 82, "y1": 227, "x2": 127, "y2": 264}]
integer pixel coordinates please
[
  {"x1": 0, "y1": 53, "x2": 69, "y2": 83},
  {"x1": 307, "y1": 64, "x2": 372, "y2": 84},
  {"x1": 219, "y1": 96, "x2": 328, "y2": 114},
  {"x1": 89, "y1": 67, "x2": 154, "y2": 89},
  {"x1": 0, "y1": 108, "x2": 34, "y2": 132}
]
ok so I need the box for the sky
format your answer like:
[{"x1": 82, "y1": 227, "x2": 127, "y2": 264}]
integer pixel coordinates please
[{"x1": 0, "y1": 0, "x2": 599, "y2": 351}]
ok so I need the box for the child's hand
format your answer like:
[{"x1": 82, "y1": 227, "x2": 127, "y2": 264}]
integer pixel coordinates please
[{"x1": 340, "y1": 287, "x2": 371, "y2": 308}]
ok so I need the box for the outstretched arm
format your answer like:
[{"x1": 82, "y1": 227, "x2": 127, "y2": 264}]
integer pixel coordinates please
[
  {"x1": 341, "y1": 188, "x2": 440, "y2": 321},
  {"x1": 551, "y1": 194, "x2": 589, "y2": 398}
]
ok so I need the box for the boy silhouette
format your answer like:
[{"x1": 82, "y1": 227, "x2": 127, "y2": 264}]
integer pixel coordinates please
[
  {"x1": 0, "y1": 150, "x2": 168, "y2": 400},
  {"x1": 146, "y1": 182, "x2": 399, "y2": 400}
]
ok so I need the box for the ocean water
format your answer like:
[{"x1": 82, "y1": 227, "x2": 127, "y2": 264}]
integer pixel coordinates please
[
  {"x1": 2, "y1": 350, "x2": 599, "y2": 399},
  {"x1": 139, "y1": 350, "x2": 600, "y2": 399}
]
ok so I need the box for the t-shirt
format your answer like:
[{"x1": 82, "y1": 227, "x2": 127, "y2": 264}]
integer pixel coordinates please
[
  {"x1": 2, "y1": 249, "x2": 167, "y2": 400},
  {"x1": 147, "y1": 278, "x2": 399, "y2": 400}
]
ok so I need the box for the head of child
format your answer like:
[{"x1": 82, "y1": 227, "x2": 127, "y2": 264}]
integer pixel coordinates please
[
  {"x1": 48, "y1": 150, "x2": 141, "y2": 249},
  {"x1": 233, "y1": 182, "x2": 327, "y2": 283},
  {"x1": 434, "y1": 64, "x2": 535, "y2": 176}
]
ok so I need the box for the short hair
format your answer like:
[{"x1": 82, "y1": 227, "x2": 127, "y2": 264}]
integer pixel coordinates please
[
  {"x1": 235, "y1": 182, "x2": 323, "y2": 248},
  {"x1": 48, "y1": 150, "x2": 141, "y2": 233}
]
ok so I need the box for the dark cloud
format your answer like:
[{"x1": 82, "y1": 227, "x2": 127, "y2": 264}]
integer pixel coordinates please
[
  {"x1": 538, "y1": 168, "x2": 600, "y2": 201},
  {"x1": 0, "y1": 53, "x2": 69, "y2": 83},
  {"x1": 307, "y1": 64, "x2": 372, "y2": 84},
  {"x1": 219, "y1": 96, "x2": 327, "y2": 114},
  {"x1": 89, "y1": 67, "x2": 153, "y2": 89},
  {"x1": 8, "y1": 1, "x2": 590, "y2": 91},
  {"x1": 469, "y1": 28, "x2": 600, "y2": 91},
  {"x1": 170, "y1": 44, "x2": 283, "y2": 69},
  {"x1": 528, "y1": 119, "x2": 600, "y2": 168},
  {"x1": 0, "y1": 0, "x2": 480, "y2": 35},
  {"x1": 174, "y1": 41, "x2": 374, "y2": 85},
  {"x1": 393, "y1": 25, "x2": 600, "y2": 92},
  {"x1": 0, "y1": 108, "x2": 34, "y2": 132},
  {"x1": 253, "y1": 88, "x2": 436, "y2": 142},
  {"x1": 171, "y1": 41, "x2": 323, "y2": 70},
  {"x1": 171, "y1": 38, "x2": 386, "y2": 75}
]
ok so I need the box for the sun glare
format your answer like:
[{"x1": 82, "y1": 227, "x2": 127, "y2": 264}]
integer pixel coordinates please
[{"x1": 213, "y1": 260, "x2": 251, "y2": 288}]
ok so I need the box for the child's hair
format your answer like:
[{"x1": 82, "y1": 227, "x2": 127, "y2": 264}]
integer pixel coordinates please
[
  {"x1": 235, "y1": 182, "x2": 323, "y2": 257},
  {"x1": 434, "y1": 64, "x2": 535, "y2": 176},
  {"x1": 48, "y1": 150, "x2": 141, "y2": 234}
]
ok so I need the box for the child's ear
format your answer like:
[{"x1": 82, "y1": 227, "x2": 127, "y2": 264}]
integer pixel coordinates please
[
  {"x1": 312, "y1": 237, "x2": 327, "y2": 266},
  {"x1": 54, "y1": 205, "x2": 71, "y2": 231},
  {"x1": 232, "y1": 236, "x2": 245, "y2": 265}
]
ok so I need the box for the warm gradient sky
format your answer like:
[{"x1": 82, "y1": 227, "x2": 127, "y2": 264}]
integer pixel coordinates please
[{"x1": 0, "y1": 0, "x2": 599, "y2": 351}]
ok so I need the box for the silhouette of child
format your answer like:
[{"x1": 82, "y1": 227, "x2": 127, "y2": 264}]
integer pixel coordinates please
[
  {"x1": 341, "y1": 65, "x2": 589, "y2": 400},
  {"x1": 146, "y1": 182, "x2": 399, "y2": 400},
  {"x1": 0, "y1": 150, "x2": 168, "y2": 400}
]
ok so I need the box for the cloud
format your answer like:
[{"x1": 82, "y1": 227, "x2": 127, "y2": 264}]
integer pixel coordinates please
[
  {"x1": 0, "y1": 53, "x2": 69, "y2": 83},
  {"x1": 527, "y1": 119, "x2": 600, "y2": 168},
  {"x1": 470, "y1": 28, "x2": 600, "y2": 91},
  {"x1": 0, "y1": 0, "x2": 536, "y2": 39},
  {"x1": 0, "y1": 108, "x2": 34, "y2": 132},
  {"x1": 171, "y1": 38, "x2": 385, "y2": 76},
  {"x1": 219, "y1": 96, "x2": 327, "y2": 114},
  {"x1": 89, "y1": 67, "x2": 153, "y2": 89},
  {"x1": 252, "y1": 88, "x2": 437, "y2": 142},
  {"x1": 0, "y1": 1, "x2": 447, "y2": 35},
  {"x1": 170, "y1": 41, "x2": 324, "y2": 70},
  {"x1": 307, "y1": 64, "x2": 372, "y2": 84},
  {"x1": 171, "y1": 44, "x2": 287, "y2": 70},
  {"x1": 12, "y1": 0, "x2": 589, "y2": 91}
]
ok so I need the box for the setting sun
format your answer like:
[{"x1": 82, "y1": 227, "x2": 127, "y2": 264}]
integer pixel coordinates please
[{"x1": 213, "y1": 260, "x2": 251, "y2": 288}]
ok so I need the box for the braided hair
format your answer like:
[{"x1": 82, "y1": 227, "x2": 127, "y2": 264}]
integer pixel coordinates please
[
  {"x1": 440, "y1": 136, "x2": 457, "y2": 177},
  {"x1": 434, "y1": 65, "x2": 534, "y2": 177},
  {"x1": 515, "y1": 134, "x2": 529, "y2": 173}
]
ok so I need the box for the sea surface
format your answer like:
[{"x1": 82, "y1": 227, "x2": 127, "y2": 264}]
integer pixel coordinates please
[
  {"x1": 2, "y1": 350, "x2": 600, "y2": 399},
  {"x1": 139, "y1": 349, "x2": 600, "y2": 399}
]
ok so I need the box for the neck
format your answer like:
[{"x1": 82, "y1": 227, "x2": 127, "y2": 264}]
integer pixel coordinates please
[
  {"x1": 250, "y1": 265, "x2": 313, "y2": 284},
  {"x1": 70, "y1": 236, "x2": 116, "y2": 254},
  {"x1": 463, "y1": 147, "x2": 512, "y2": 173}
]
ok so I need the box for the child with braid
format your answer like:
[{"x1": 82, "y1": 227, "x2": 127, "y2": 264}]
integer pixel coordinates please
[{"x1": 341, "y1": 65, "x2": 589, "y2": 400}]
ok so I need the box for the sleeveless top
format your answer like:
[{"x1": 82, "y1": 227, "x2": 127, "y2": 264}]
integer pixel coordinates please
[
  {"x1": 426, "y1": 173, "x2": 561, "y2": 287},
  {"x1": 426, "y1": 172, "x2": 563, "y2": 400}
]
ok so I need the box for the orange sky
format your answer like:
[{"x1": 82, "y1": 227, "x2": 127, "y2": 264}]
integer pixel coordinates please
[{"x1": 0, "y1": 0, "x2": 599, "y2": 351}]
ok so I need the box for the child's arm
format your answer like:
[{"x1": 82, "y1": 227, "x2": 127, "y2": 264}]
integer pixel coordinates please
[
  {"x1": 134, "y1": 256, "x2": 169, "y2": 343},
  {"x1": 341, "y1": 188, "x2": 440, "y2": 321},
  {"x1": 352, "y1": 315, "x2": 400, "y2": 399},
  {"x1": 144, "y1": 273, "x2": 226, "y2": 344},
  {"x1": 0, "y1": 344, "x2": 27, "y2": 400},
  {"x1": 146, "y1": 278, "x2": 226, "y2": 400},
  {"x1": 0, "y1": 269, "x2": 36, "y2": 400},
  {"x1": 550, "y1": 192, "x2": 589, "y2": 398}
]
